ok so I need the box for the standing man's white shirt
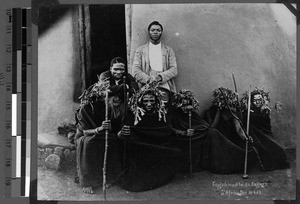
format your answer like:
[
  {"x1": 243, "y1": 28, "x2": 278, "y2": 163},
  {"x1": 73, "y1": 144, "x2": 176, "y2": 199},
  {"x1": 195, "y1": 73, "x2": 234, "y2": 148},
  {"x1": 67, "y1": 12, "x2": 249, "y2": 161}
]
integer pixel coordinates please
[
  {"x1": 149, "y1": 42, "x2": 163, "y2": 71},
  {"x1": 149, "y1": 42, "x2": 170, "y2": 90}
]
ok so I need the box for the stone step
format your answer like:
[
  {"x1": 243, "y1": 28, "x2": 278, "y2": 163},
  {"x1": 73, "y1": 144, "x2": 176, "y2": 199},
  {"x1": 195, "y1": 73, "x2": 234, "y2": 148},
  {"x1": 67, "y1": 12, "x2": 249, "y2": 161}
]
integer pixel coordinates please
[{"x1": 38, "y1": 132, "x2": 76, "y2": 171}]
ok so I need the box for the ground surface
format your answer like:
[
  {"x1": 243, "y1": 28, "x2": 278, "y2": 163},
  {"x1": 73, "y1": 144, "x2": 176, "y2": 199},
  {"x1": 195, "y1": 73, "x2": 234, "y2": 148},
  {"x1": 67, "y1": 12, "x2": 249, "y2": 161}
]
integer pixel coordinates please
[{"x1": 38, "y1": 160, "x2": 296, "y2": 202}]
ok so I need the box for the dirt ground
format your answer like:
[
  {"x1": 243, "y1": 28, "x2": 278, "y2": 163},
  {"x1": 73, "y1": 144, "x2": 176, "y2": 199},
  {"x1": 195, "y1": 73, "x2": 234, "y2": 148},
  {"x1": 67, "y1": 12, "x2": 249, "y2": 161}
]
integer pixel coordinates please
[{"x1": 37, "y1": 159, "x2": 296, "y2": 202}]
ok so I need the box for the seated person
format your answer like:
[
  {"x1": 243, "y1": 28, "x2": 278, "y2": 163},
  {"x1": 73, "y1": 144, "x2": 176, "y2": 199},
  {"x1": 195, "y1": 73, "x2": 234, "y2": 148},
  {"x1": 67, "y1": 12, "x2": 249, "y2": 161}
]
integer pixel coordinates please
[
  {"x1": 202, "y1": 87, "x2": 256, "y2": 174},
  {"x1": 241, "y1": 89, "x2": 290, "y2": 171},
  {"x1": 116, "y1": 83, "x2": 185, "y2": 192},
  {"x1": 74, "y1": 81, "x2": 125, "y2": 194},
  {"x1": 168, "y1": 89, "x2": 210, "y2": 173},
  {"x1": 99, "y1": 57, "x2": 138, "y2": 96}
]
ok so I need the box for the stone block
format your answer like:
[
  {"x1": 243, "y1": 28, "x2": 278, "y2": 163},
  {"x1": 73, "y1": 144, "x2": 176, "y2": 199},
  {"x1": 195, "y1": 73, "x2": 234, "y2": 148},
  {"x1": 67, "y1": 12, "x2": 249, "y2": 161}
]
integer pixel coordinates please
[
  {"x1": 45, "y1": 154, "x2": 60, "y2": 171},
  {"x1": 63, "y1": 148, "x2": 71, "y2": 156},
  {"x1": 45, "y1": 148, "x2": 53, "y2": 156},
  {"x1": 54, "y1": 147, "x2": 64, "y2": 157},
  {"x1": 63, "y1": 148, "x2": 76, "y2": 165}
]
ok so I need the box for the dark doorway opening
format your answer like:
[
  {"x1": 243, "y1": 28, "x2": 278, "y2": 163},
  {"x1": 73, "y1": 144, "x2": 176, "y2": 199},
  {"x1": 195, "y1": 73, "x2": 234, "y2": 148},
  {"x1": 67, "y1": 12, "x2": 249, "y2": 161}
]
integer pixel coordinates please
[{"x1": 89, "y1": 4, "x2": 127, "y2": 86}]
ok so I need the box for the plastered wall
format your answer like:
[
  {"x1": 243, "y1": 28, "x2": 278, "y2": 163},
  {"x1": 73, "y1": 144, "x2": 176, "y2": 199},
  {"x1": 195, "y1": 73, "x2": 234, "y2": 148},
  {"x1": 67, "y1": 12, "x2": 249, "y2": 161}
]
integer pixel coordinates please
[{"x1": 38, "y1": 9, "x2": 81, "y2": 133}]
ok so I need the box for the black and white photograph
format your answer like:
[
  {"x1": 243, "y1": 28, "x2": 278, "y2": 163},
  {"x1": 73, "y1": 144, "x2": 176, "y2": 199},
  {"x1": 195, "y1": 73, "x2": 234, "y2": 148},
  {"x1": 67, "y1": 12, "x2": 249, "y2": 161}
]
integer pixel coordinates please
[{"x1": 37, "y1": 3, "x2": 296, "y2": 201}]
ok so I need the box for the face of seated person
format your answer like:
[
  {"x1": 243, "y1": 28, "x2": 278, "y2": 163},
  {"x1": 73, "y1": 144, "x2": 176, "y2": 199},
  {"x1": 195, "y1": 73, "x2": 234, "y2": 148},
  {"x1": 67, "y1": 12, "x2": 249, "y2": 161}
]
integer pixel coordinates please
[
  {"x1": 252, "y1": 94, "x2": 263, "y2": 108},
  {"x1": 142, "y1": 94, "x2": 156, "y2": 114},
  {"x1": 110, "y1": 63, "x2": 125, "y2": 80},
  {"x1": 180, "y1": 99, "x2": 189, "y2": 114}
]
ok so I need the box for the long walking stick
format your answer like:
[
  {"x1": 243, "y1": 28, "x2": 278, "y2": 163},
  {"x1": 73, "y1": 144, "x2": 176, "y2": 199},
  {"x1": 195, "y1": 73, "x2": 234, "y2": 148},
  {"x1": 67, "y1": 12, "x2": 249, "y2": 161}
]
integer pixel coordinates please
[
  {"x1": 102, "y1": 90, "x2": 109, "y2": 201},
  {"x1": 232, "y1": 74, "x2": 237, "y2": 93},
  {"x1": 122, "y1": 76, "x2": 128, "y2": 170},
  {"x1": 232, "y1": 73, "x2": 242, "y2": 118},
  {"x1": 243, "y1": 88, "x2": 251, "y2": 179},
  {"x1": 188, "y1": 110, "x2": 192, "y2": 176},
  {"x1": 231, "y1": 74, "x2": 250, "y2": 178},
  {"x1": 219, "y1": 88, "x2": 266, "y2": 175},
  {"x1": 230, "y1": 75, "x2": 265, "y2": 171}
]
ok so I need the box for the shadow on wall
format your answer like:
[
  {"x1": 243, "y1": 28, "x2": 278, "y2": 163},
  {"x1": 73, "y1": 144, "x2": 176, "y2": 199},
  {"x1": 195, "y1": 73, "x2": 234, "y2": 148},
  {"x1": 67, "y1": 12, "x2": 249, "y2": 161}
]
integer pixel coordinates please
[
  {"x1": 38, "y1": 5, "x2": 81, "y2": 133},
  {"x1": 38, "y1": 5, "x2": 74, "y2": 37}
]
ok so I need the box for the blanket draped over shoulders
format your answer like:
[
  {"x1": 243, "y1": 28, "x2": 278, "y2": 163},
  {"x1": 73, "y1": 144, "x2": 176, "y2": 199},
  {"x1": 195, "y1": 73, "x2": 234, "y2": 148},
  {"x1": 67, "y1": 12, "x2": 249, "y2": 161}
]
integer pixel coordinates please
[
  {"x1": 242, "y1": 109, "x2": 290, "y2": 171},
  {"x1": 168, "y1": 108, "x2": 209, "y2": 172},
  {"x1": 75, "y1": 101, "x2": 123, "y2": 188},
  {"x1": 117, "y1": 112, "x2": 185, "y2": 192},
  {"x1": 201, "y1": 106, "x2": 256, "y2": 174}
]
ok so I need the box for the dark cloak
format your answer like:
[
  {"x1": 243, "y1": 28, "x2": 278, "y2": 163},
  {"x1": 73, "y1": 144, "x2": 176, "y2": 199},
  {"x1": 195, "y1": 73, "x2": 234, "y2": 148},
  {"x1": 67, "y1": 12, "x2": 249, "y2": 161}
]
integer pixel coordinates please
[
  {"x1": 75, "y1": 101, "x2": 123, "y2": 188},
  {"x1": 168, "y1": 107, "x2": 210, "y2": 172},
  {"x1": 243, "y1": 108, "x2": 290, "y2": 171},
  {"x1": 117, "y1": 112, "x2": 185, "y2": 192},
  {"x1": 202, "y1": 106, "x2": 256, "y2": 174}
]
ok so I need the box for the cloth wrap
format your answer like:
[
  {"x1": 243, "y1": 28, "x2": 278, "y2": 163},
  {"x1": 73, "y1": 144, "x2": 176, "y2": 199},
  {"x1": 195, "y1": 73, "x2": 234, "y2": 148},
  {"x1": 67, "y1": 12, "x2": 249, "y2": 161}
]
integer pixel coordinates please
[
  {"x1": 168, "y1": 108, "x2": 209, "y2": 172},
  {"x1": 117, "y1": 113, "x2": 185, "y2": 192},
  {"x1": 242, "y1": 108, "x2": 290, "y2": 171},
  {"x1": 75, "y1": 101, "x2": 123, "y2": 188},
  {"x1": 201, "y1": 106, "x2": 256, "y2": 174}
]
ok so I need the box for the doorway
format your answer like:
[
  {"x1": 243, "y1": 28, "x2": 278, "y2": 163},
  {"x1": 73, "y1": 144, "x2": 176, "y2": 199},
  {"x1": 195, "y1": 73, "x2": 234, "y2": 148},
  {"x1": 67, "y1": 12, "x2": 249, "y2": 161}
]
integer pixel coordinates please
[{"x1": 89, "y1": 4, "x2": 127, "y2": 86}]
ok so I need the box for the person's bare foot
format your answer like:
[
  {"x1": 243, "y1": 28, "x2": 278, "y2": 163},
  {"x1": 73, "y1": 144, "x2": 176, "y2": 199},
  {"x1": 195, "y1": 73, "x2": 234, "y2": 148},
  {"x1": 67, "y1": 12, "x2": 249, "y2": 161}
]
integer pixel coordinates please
[{"x1": 82, "y1": 187, "x2": 94, "y2": 194}]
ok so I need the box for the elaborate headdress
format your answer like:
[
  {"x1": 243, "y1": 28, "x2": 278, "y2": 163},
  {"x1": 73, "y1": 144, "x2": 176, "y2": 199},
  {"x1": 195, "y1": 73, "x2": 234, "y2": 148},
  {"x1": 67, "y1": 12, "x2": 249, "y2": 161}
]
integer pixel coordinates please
[
  {"x1": 128, "y1": 81, "x2": 167, "y2": 125},
  {"x1": 78, "y1": 77, "x2": 110, "y2": 106},
  {"x1": 212, "y1": 87, "x2": 239, "y2": 109},
  {"x1": 172, "y1": 89, "x2": 200, "y2": 111},
  {"x1": 240, "y1": 87, "x2": 282, "y2": 115}
]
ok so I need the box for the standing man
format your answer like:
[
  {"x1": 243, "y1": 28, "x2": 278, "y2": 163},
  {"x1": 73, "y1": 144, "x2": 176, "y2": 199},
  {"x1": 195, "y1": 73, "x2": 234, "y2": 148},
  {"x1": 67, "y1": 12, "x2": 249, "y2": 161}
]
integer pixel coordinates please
[{"x1": 132, "y1": 21, "x2": 178, "y2": 93}]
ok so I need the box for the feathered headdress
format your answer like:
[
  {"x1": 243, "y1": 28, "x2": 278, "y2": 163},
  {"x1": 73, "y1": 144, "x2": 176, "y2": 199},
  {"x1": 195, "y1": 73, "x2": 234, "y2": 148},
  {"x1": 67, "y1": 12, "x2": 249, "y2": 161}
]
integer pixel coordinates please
[{"x1": 128, "y1": 81, "x2": 167, "y2": 125}]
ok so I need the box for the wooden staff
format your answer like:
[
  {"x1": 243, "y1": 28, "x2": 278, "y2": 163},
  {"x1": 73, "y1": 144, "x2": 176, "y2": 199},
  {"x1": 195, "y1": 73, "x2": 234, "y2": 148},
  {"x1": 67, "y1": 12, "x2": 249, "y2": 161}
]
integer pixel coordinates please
[
  {"x1": 102, "y1": 89, "x2": 109, "y2": 201},
  {"x1": 219, "y1": 88, "x2": 265, "y2": 173},
  {"x1": 123, "y1": 76, "x2": 127, "y2": 170},
  {"x1": 188, "y1": 110, "x2": 192, "y2": 176},
  {"x1": 232, "y1": 73, "x2": 243, "y2": 118},
  {"x1": 231, "y1": 75, "x2": 265, "y2": 171},
  {"x1": 243, "y1": 87, "x2": 251, "y2": 179},
  {"x1": 232, "y1": 74, "x2": 237, "y2": 93}
]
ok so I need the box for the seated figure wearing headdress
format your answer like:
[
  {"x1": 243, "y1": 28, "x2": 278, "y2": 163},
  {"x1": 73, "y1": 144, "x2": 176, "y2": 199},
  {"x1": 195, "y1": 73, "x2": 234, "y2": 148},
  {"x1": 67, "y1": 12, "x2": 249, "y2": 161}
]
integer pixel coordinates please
[
  {"x1": 116, "y1": 82, "x2": 185, "y2": 192},
  {"x1": 167, "y1": 89, "x2": 210, "y2": 173},
  {"x1": 202, "y1": 87, "x2": 256, "y2": 174},
  {"x1": 74, "y1": 80, "x2": 125, "y2": 194},
  {"x1": 240, "y1": 88, "x2": 290, "y2": 171}
]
